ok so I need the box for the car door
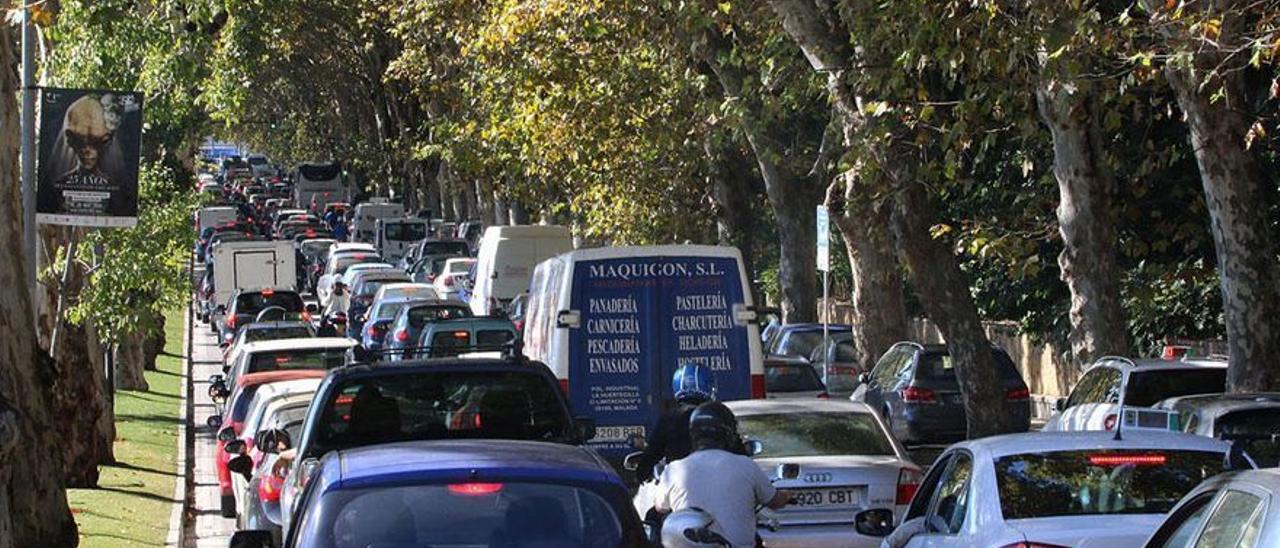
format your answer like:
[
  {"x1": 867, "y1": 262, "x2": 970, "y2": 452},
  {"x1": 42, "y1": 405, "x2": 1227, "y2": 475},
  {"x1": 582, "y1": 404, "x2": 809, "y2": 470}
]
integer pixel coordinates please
[
  {"x1": 906, "y1": 451, "x2": 974, "y2": 548},
  {"x1": 1169, "y1": 488, "x2": 1269, "y2": 548}
]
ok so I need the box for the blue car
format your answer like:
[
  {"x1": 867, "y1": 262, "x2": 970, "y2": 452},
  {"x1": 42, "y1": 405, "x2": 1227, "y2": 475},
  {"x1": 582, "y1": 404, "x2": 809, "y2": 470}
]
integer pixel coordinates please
[
  {"x1": 358, "y1": 296, "x2": 435, "y2": 354},
  {"x1": 381, "y1": 300, "x2": 472, "y2": 361},
  {"x1": 232, "y1": 439, "x2": 645, "y2": 548}
]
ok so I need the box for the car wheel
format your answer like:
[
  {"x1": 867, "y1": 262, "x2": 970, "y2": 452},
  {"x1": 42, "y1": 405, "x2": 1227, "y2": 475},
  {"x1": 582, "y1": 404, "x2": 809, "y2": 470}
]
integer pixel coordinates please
[{"x1": 220, "y1": 493, "x2": 236, "y2": 518}]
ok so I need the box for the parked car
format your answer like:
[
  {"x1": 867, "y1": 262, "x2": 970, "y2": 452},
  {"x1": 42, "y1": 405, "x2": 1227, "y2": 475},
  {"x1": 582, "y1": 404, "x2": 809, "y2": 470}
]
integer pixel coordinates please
[
  {"x1": 1043, "y1": 357, "x2": 1228, "y2": 432},
  {"x1": 414, "y1": 317, "x2": 518, "y2": 359},
  {"x1": 1154, "y1": 392, "x2": 1280, "y2": 467},
  {"x1": 807, "y1": 331, "x2": 863, "y2": 397},
  {"x1": 765, "y1": 323, "x2": 854, "y2": 360},
  {"x1": 764, "y1": 356, "x2": 829, "y2": 399},
  {"x1": 851, "y1": 342, "x2": 1031, "y2": 445},
  {"x1": 731, "y1": 400, "x2": 920, "y2": 546},
  {"x1": 1144, "y1": 468, "x2": 1280, "y2": 548},
  {"x1": 888, "y1": 430, "x2": 1233, "y2": 547},
  {"x1": 233, "y1": 439, "x2": 643, "y2": 548},
  {"x1": 276, "y1": 356, "x2": 597, "y2": 534},
  {"x1": 381, "y1": 300, "x2": 472, "y2": 361}
]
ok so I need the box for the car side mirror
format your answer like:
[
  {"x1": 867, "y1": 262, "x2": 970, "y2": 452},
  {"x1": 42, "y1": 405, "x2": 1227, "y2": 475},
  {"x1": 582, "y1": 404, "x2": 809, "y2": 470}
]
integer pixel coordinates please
[
  {"x1": 573, "y1": 417, "x2": 596, "y2": 443},
  {"x1": 224, "y1": 439, "x2": 246, "y2": 455},
  {"x1": 206, "y1": 415, "x2": 223, "y2": 429},
  {"x1": 227, "y1": 454, "x2": 252, "y2": 479},
  {"x1": 255, "y1": 428, "x2": 292, "y2": 454},
  {"x1": 745, "y1": 439, "x2": 764, "y2": 456},
  {"x1": 857, "y1": 372, "x2": 871, "y2": 385},
  {"x1": 217, "y1": 427, "x2": 237, "y2": 443},
  {"x1": 1054, "y1": 397, "x2": 1067, "y2": 412},
  {"x1": 229, "y1": 529, "x2": 276, "y2": 548}
]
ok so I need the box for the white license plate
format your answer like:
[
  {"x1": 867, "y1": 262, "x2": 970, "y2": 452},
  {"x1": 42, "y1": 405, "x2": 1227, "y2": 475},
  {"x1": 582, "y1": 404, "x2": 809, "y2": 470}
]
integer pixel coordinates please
[
  {"x1": 594, "y1": 425, "x2": 645, "y2": 442},
  {"x1": 788, "y1": 488, "x2": 861, "y2": 509}
]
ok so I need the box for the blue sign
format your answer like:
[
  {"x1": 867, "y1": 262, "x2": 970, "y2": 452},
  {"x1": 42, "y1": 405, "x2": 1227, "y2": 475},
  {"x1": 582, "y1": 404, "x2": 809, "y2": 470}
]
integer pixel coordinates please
[{"x1": 568, "y1": 255, "x2": 751, "y2": 456}]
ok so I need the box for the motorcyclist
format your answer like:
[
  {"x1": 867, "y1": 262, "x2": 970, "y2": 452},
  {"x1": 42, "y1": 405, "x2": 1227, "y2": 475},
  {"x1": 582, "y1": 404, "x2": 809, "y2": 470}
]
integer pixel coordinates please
[
  {"x1": 653, "y1": 402, "x2": 792, "y2": 548},
  {"x1": 634, "y1": 363, "x2": 717, "y2": 483},
  {"x1": 325, "y1": 281, "x2": 350, "y2": 317}
]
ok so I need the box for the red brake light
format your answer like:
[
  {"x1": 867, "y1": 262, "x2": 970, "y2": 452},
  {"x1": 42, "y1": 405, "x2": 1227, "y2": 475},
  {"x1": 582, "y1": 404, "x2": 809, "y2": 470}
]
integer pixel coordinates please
[
  {"x1": 453, "y1": 331, "x2": 469, "y2": 339},
  {"x1": 354, "y1": 253, "x2": 367, "y2": 259},
  {"x1": 559, "y1": 379, "x2": 569, "y2": 396},
  {"x1": 448, "y1": 482, "x2": 503, "y2": 495},
  {"x1": 1088, "y1": 454, "x2": 1167, "y2": 467},
  {"x1": 900, "y1": 386, "x2": 937, "y2": 403},
  {"x1": 1005, "y1": 387, "x2": 1030, "y2": 401},
  {"x1": 896, "y1": 467, "x2": 923, "y2": 505},
  {"x1": 1103, "y1": 413, "x2": 1117, "y2": 431},
  {"x1": 335, "y1": 394, "x2": 355, "y2": 405},
  {"x1": 395, "y1": 329, "x2": 409, "y2": 342},
  {"x1": 262, "y1": 289, "x2": 274, "y2": 297},
  {"x1": 751, "y1": 374, "x2": 766, "y2": 399},
  {"x1": 274, "y1": 356, "x2": 290, "y2": 364}
]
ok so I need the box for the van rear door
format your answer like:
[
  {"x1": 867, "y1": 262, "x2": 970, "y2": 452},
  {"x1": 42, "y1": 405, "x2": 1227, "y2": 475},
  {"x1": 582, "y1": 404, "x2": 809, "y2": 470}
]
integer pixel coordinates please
[
  {"x1": 567, "y1": 255, "x2": 753, "y2": 457},
  {"x1": 232, "y1": 249, "x2": 287, "y2": 291}
]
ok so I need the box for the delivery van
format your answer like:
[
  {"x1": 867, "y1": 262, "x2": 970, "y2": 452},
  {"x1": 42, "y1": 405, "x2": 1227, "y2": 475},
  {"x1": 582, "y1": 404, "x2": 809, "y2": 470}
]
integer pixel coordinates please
[
  {"x1": 470, "y1": 225, "x2": 574, "y2": 316},
  {"x1": 521, "y1": 245, "x2": 766, "y2": 457},
  {"x1": 352, "y1": 199, "x2": 405, "y2": 244},
  {"x1": 208, "y1": 240, "x2": 297, "y2": 330},
  {"x1": 375, "y1": 218, "x2": 429, "y2": 264},
  {"x1": 195, "y1": 206, "x2": 237, "y2": 234}
]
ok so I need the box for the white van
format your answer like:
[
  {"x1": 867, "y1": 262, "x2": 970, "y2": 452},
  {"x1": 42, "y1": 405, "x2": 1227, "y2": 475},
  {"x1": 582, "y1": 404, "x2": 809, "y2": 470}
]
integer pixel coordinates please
[
  {"x1": 375, "y1": 218, "x2": 429, "y2": 263},
  {"x1": 196, "y1": 206, "x2": 237, "y2": 234},
  {"x1": 470, "y1": 225, "x2": 573, "y2": 316},
  {"x1": 352, "y1": 199, "x2": 405, "y2": 244},
  {"x1": 209, "y1": 240, "x2": 297, "y2": 328},
  {"x1": 521, "y1": 245, "x2": 766, "y2": 458}
]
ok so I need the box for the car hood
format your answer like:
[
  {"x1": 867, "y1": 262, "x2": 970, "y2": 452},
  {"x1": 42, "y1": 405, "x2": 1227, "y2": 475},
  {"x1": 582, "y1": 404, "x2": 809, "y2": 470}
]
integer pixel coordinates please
[{"x1": 1007, "y1": 514, "x2": 1164, "y2": 548}]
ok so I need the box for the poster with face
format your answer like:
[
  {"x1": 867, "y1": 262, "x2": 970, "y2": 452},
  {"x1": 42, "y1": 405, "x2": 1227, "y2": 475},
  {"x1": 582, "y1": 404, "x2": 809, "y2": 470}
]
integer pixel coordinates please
[{"x1": 37, "y1": 88, "x2": 143, "y2": 227}]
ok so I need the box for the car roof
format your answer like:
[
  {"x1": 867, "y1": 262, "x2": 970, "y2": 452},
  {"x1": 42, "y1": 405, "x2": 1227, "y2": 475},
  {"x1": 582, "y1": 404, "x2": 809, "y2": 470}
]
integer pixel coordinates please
[
  {"x1": 727, "y1": 399, "x2": 876, "y2": 416},
  {"x1": 320, "y1": 440, "x2": 618, "y2": 492},
  {"x1": 236, "y1": 369, "x2": 327, "y2": 388},
  {"x1": 1156, "y1": 392, "x2": 1280, "y2": 414},
  {"x1": 239, "y1": 337, "x2": 357, "y2": 353},
  {"x1": 1088, "y1": 356, "x2": 1228, "y2": 372},
  {"x1": 251, "y1": 378, "x2": 322, "y2": 399},
  {"x1": 950, "y1": 429, "x2": 1231, "y2": 458}
]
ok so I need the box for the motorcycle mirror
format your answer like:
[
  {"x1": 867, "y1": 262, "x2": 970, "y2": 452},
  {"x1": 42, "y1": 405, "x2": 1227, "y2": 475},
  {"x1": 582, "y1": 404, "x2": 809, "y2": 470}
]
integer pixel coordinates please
[
  {"x1": 622, "y1": 451, "x2": 643, "y2": 472},
  {"x1": 744, "y1": 439, "x2": 764, "y2": 457}
]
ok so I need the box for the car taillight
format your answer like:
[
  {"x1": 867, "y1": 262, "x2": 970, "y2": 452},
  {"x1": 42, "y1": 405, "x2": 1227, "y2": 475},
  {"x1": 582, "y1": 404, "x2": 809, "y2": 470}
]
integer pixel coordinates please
[
  {"x1": 395, "y1": 329, "x2": 409, "y2": 342},
  {"x1": 896, "y1": 467, "x2": 922, "y2": 505},
  {"x1": 301, "y1": 311, "x2": 311, "y2": 322},
  {"x1": 1103, "y1": 413, "x2": 1117, "y2": 431},
  {"x1": 900, "y1": 386, "x2": 936, "y2": 403},
  {"x1": 559, "y1": 379, "x2": 569, "y2": 396},
  {"x1": 258, "y1": 470, "x2": 284, "y2": 503},
  {"x1": 513, "y1": 320, "x2": 524, "y2": 332},
  {"x1": 1005, "y1": 387, "x2": 1030, "y2": 401},
  {"x1": 448, "y1": 483, "x2": 503, "y2": 496},
  {"x1": 751, "y1": 374, "x2": 766, "y2": 399}
]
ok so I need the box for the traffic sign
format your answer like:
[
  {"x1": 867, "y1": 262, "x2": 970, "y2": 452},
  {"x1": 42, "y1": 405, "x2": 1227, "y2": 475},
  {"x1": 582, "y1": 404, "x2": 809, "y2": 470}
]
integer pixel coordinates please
[{"x1": 816, "y1": 205, "x2": 830, "y2": 272}]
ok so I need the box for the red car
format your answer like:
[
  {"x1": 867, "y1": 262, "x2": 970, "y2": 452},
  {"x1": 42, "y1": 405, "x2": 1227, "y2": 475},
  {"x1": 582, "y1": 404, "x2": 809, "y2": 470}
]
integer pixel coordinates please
[{"x1": 214, "y1": 369, "x2": 326, "y2": 518}]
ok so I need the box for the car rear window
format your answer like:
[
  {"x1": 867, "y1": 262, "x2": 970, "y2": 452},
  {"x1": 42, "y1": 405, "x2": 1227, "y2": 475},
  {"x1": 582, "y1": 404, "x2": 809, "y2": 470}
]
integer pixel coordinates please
[
  {"x1": 385, "y1": 223, "x2": 428, "y2": 241},
  {"x1": 994, "y1": 449, "x2": 1226, "y2": 520},
  {"x1": 247, "y1": 348, "x2": 347, "y2": 374},
  {"x1": 421, "y1": 241, "x2": 470, "y2": 256},
  {"x1": 764, "y1": 364, "x2": 825, "y2": 392},
  {"x1": 376, "y1": 301, "x2": 414, "y2": 320},
  {"x1": 776, "y1": 332, "x2": 824, "y2": 358},
  {"x1": 335, "y1": 254, "x2": 384, "y2": 275},
  {"x1": 245, "y1": 326, "x2": 313, "y2": 343},
  {"x1": 1215, "y1": 408, "x2": 1280, "y2": 467},
  {"x1": 306, "y1": 483, "x2": 623, "y2": 548},
  {"x1": 314, "y1": 371, "x2": 572, "y2": 454},
  {"x1": 476, "y1": 329, "x2": 515, "y2": 347},
  {"x1": 737, "y1": 412, "x2": 896, "y2": 458},
  {"x1": 916, "y1": 351, "x2": 1022, "y2": 381},
  {"x1": 235, "y1": 292, "x2": 305, "y2": 315},
  {"x1": 407, "y1": 305, "x2": 471, "y2": 329},
  {"x1": 1126, "y1": 369, "x2": 1227, "y2": 407}
]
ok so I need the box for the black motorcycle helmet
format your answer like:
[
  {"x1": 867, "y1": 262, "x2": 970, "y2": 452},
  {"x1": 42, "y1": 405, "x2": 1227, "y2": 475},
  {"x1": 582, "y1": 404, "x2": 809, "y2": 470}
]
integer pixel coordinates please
[{"x1": 688, "y1": 401, "x2": 738, "y2": 451}]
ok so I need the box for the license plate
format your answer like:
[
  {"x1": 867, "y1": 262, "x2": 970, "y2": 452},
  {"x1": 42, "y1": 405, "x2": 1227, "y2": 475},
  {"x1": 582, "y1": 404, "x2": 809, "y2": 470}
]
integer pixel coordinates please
[
  {"x1": 594, "y1": 425, "x2": 645, "y2": 442},
  {"x1": 788, "y1": 488, "x2": 861, "y2": 509}
]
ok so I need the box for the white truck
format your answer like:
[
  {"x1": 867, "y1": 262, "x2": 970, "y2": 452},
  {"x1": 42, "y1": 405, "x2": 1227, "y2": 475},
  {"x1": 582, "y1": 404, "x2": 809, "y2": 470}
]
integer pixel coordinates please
[
  {"x1": 293, "y1": 162, "x2": 347, "y2": 212},
  {"x1": 352, "y1": 199, "x2": 405, "y2": 243},
  {"x1": 208, "y1": 240, "x2": 297, "y2": 332},
  {"x1": 375, "y1": 218, "x2": 429, "y2": 264}
]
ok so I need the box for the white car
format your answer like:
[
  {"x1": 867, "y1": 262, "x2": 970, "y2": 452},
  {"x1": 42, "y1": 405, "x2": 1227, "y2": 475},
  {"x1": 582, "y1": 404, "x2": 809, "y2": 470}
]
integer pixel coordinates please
[
  {"x1": 371, "y1": 282, "x2": 438, "y2": 304},
  {"x1": 634, "y1": 400, "x2": 920, "y2": 547},
  {"x1": 890, "y1": 430, "x2": 1233, "y2": 548},
  {"x1": 224, "y1": 338, "x2": 358, "y2": 388},
  {"x1": 227, "y1": 378, "x2": 321, "y2": 519},
  {"x1": 432, "y1": 257, "x2": 476, "y2": 298},
  {"x1": 1042, "y1": 357, "x2": 1227, "y2": 432},
  {"x1": 314, "y1": 250, "x2": 385, "y2": 306}
]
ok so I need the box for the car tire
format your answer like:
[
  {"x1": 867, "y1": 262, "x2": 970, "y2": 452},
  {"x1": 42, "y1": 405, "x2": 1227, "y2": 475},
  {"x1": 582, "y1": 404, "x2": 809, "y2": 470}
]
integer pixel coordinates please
[{"x1": 220, "y1": 493, "x2": 236, "y2": 518}]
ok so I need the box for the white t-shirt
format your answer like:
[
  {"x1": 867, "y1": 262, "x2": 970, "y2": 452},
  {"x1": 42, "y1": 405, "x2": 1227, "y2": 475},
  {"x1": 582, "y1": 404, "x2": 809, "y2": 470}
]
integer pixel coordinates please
[{"x1": 655, "y1": 449, "x2": 777, "y2": 548}]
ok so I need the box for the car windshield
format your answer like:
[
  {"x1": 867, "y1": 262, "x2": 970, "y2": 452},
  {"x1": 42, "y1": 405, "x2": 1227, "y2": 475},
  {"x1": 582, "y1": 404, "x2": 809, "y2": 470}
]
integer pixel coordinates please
[
  {"x1": 776, "y1": 331, "x2": 824, "y2": 357},
  {"x1": 1126, "y1": 369, "x2": 1227, "y2": 407},
  {"x1": 916, "y1": 351, "x2": 1021, "y2": 381},
  {"x1": 736, "y1": 412, "x2": 896, "y2": 458},
  {"x1": 246, "y1": 348, "x2": 348, "y2": 374},
  {"x1": 244, "y1": 325, "x2": 313, "y2": 344},
  {"x1": 385, "y1": 223, "x2": 428, "y2": 241},
  {"x1": 421, "y1": 241, "x2": 470, "y2": 256},
  {"x1": 764, "y1": 364, "x2": 825, "y2": 392},
  {"x1": 994, "y1": 449, "x2": 1226, "y2": 520},
  {"x1": 1214, "y1": 408, "x2": 1280, "y2": 467},
  {"x1": 407, "y1": 305, "x2": 471, "y2": 329},
  {"x1": 235, "y1": 292, "x2": 305, "y2": 315},
  {"x1": 305, "y1": 482, "x2": 623, "y2": 548},
  {"x1": 314, "y1": 371, "x2": 573, "y2": 454}
]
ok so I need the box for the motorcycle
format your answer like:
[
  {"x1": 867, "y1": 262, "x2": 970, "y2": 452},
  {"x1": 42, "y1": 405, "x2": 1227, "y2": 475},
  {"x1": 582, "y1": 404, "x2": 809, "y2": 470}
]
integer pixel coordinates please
[{"x1": 316, "y1": 311, "x2": 347, "y2": 337}]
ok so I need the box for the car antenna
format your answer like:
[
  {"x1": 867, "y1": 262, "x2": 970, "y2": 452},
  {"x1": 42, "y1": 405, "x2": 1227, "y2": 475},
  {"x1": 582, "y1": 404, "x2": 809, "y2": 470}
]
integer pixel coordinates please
[{"x1": 1113, "y1": 372, "x2": 1129, "y2": 441}]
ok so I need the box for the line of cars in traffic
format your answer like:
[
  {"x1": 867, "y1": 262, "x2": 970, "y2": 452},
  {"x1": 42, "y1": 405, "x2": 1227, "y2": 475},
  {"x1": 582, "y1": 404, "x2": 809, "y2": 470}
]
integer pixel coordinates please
[{"x1": 195, "y1": 161, "x2": 1279, "y2": 547}]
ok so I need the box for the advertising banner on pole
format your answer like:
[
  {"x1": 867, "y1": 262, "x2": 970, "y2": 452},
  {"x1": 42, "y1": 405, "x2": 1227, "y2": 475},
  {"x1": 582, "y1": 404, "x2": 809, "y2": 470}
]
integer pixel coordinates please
[
  {"x1": 816, "y1": 205, "x2": 830, "y2": 272},
  {"x1": 37, "y1": 87, "x2": 143, "y2": 227}
]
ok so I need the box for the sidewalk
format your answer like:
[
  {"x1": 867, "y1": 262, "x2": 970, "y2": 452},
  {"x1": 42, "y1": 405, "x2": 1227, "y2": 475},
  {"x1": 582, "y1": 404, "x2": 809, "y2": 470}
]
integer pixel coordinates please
[{"x1": 182, "y1": 310, "x2": 239, "y2": 546}]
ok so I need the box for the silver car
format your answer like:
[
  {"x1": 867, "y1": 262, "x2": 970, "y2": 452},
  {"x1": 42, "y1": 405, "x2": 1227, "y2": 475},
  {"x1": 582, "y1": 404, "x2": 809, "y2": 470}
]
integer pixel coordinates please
[{"x1": 1144, "y1": 468, "x2": 1280, "y2": 548}]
